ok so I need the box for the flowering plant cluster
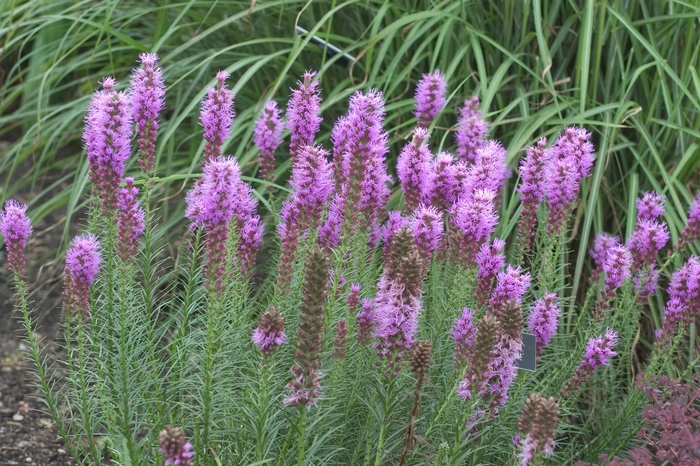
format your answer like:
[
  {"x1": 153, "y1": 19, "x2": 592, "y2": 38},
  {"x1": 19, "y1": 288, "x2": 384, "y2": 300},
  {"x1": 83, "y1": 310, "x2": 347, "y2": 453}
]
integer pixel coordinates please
[{"x1": 4, "y1": 56, "x2": 700, "y2": 466}]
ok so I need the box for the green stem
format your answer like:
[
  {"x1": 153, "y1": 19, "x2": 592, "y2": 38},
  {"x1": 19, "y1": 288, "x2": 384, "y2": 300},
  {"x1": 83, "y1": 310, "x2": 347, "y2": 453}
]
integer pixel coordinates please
[
  {"x1": 297, "y1": 406, "x2": 307, "y2": 466},
  {"x1": 117, "y1": 264, "x2": 137, "y2": 463}
]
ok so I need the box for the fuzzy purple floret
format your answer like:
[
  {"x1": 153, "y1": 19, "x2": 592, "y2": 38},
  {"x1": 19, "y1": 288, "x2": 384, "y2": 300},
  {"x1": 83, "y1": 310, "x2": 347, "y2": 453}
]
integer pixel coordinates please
[
  {"x1": 200, "y1": 71, "x2": 235, "y2": 165},
  {"x1": 286, "y1": 71, "x2": 322, "y2": 162},
  {"x1": 382, "y1": 211, "x2": 409, "y2": 253},
  {"x1": 451, "y1": 307, "x2": 476, "y2": 364},
  {"x1": 448, "y1": 189, "x2": 499, "y2": 266},
  {"x1": 473, "y1": 238, "x2": 506, "y2": 307},
  {"x1": 590, "y1": 233, "x2": 621, "y2": 269},
  {"x1": 409, "y1": 205, "x2": 444, "y2": 262},
  {"x1": 0, "y1": 200, "x2": 32, "y2": 275},
  {"x1": 582, "y1": 329, "x2": 618, "y2": 370},
  {"x1": 397, "y1": 128, "x2": 435, "y2": 213},
  {"x1": 66, "y1": 235, "x2": 102, "y2": 287},
  {"x1": 465, "y1": 140, "x2": 508, "y2": 197},
  {"x1": 455, "y1": 96, "x2": 488, "y2": 164},
  {"x1": 83, "y1": 77, "x2": 133, "y2": 212},
  {"x1": 252, "y1": 326, "x2": 286, "y2": 353},
  {"x1": 117, "y1": 177, "x2": 145, "y2": 262},
  {"x1": 636, "y1": 191, "x2": 665, "y2": 222},
  {"x1": 357, "y1": 299, "x2": 377, "y2": 345},
  {"x1": 603, "y1": 245, "x2": 633, "y2": 291},
  {"x1": 433, "y1": 152, "x2": 469, "y2": 210},
  {"x1": 286, "y1": 144, "x2": 334, "y2": 228},
  {"x1": 413, "y1": 70, "x2": 447, "y2": 128},
  {"x1": 628, "y1": 219, "x2": 669, "y2": 268},
  {"x1": 318, "y1": 194, "x2": 344, "y2": 248},
  {"x1": 528, "y1": 293, "x2": 560, "y2": 354},
  {"x1": 679, "y1": 193, "x2": 700, "y2": 248},
  {"x1": 129, "y1": 52, "x2": 165, "y2": 173},
  {"x1": 488, "y1": 265, "x2": 531, "y2": 313},
  {"x1": 254, "y1": 101, "x2": 284, "y2": 182}
]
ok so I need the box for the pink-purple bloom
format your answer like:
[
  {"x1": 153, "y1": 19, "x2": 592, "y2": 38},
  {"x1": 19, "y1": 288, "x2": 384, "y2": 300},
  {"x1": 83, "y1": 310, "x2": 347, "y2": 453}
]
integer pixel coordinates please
[
  {"x1": 83, "y1": 77, "x2": 133, "y2": 213},
  {"x1": 464, "y1": 140, "x2": 508, "y2": 197},
  {"x1": 455, "y1": 96, "x2": 488, "y2": 164},
  {"x1": 473, "y1": 238, "x2": 506, "y2": 307},
  {"x1": 590, "y1": 233, "x2": 621, "y2": 269},
  {"x1": 678, "y1": 193, "x2": 700, "y2": 250},
  {"x1": 409, "y1": 205, "x2": 444, "y2": 265},
  {"x1": 397, "y1": 128, "x2": 435, "y2": 213},
  {"x1": 357, "y1": 299, "x2": 376, "y2": 345},
  {"x1": 0, "y1": 200, "x2": 32, "y2": 275},
  {"x1": 432, "y1": 152, "x2": 468, "y2": 210},
  {"x1": 602, "y1": 245, "x2": 633, "y2": 291},
  {"x1": 286, "y1": 71, "x2": 322, "y2": 162},
  {"x1": 656, "y1": 257, "x2": 700, "y2": 347},
  {"x1": 528, "y1": 294, "x2": 560, "y2": 354},
  {"x1": 517, "y1": 139, "x2": 549, "y2": 254},
  {"x1": 448, "y1": 189, "x2": 499, "y2": 266},
  {"x1": 129, "y1": 52, "x2": 165, "y2": 173},
  {"x1": 200, "y1": 71, "x2": 234, "y2": 165},
  {"x1": 254, "y1": 101, "x2": 284, "y2": 183},
  {"x1": 627, "y1": 219, "x2": 669, "y2": 268},
  {"x1": 158, "y1": 426, "x2": 195, "y2": 466},
  {"x1": 413, "y1": 70, "x2": 447, "y2": 129},
  {"x1": 451, "y1": 307, "x2": 476, "y2": 365},
  {"x1": 348, "y1": 283, "x2": 361, "y2": 311},
  {"x1": 636, "y1": 191, "x2": 665, "y2": 222},
  {"x1": 63, "y1": 234, "x2": 102, "y2": 318},
  {"x1": 318, "y1": 194, "x2": 344, "y2": 248},
  {"x1": 117, "y1": 177, "x2": 145, "y2": 263},
  {"x1": 562, "y1": 328, "x2": 618, "y2": 396},
  {"x1": 488, "y1": 265, "x2": 531, "y2": 315},
  {"x1": 252, "y1": 308, "x2": 286, "y2": 356}
]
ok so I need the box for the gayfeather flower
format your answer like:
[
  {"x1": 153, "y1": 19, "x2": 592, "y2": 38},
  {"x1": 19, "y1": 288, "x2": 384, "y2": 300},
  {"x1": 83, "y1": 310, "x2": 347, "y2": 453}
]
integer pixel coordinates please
[
  {"x1": 455, "y1": 96, "x2": 488, "y2": 164},
  {"x1": 562, "y1": 328, "x2": 618, "y2": 396},
  {"x1": 357, "y1": 299, "x2": 376, "y2": 345},
  {"x1": 336, "y1": 90, "x2": 391, "y2": 232},
  {"x1": 254, "y1": 101, "x2": 284, "y2": 183},
  {"x1": 397, "y1": 128, "x2": 435, "y2": 213},
  {"x1": 636, "y1": 191, "x2": 665, "y2": 222},
  {"x1": 285, "y1": 246, "x2": 330, "y2": 407},
  {"x1": 129, "y1": 52, "x2": 165, "y2": 173},
  {"x1": 517, "y1": 139, "x2": 549, "y2": 255},
  {"x1": 677, "y1": 193, "x2": 700, "y2": 250},
  {"x1": 200, "y1": 71, "x2": 234, "y2": 165},
  {"x1": 657, "y1": 256, "x2": 700, "y2": 348},
  {"x1": 518, "y1": 393, "x2": 560, "y2": 466},
  {"x1": 63, "y1": 235, "x2": 101, "y2": 318},
  {"x1": 413, "y1": 70, "x2": 447, "y2": 129},
  {"x1": 464, "y1": 140, "x2": 508, "y2": 197},
  {"x1": 544, "y1": 127, "x2": 595, "y2": 234},
  {"x1": 382, "y1": 211, "x2": 409, "y2": 254},
  {"x1": 451, "y1": 307, "x2": 476, "y2": 365},
  {"x1": 252, "y1": 307, "x2": 286, "y2": 356},
  {"x1": 488, "y1": 265, "x2": 531, "y2": 317},
  {"x1": 409, "y1": 205, "x2": 444, "y2": 267},
  {"x1": 83, "y1": 77, "x2": 133, "y2": 213},
  {"x1": 286, "y1": 71, "x2": 322, "y2": 163},
  {"x1": 589, "y1": 233, "x2": 621, "y2": 283},
  {"x1": 485, "y1": 301, "x2": 524, "y2": 407},
  {"x1": 528, "y1": 294, "x2": 560, "y2": 354},
  {"x1": 374, "y1": 228, "x2": 425, "y2": 376},
  {"x1": 432, "y1": 152, "x2": 468, "y2": 210},
  {"x1": 627, "y1": 219, "x2": 669, "y2": 268},
  {"x1": 633, "y1": 264, "x2": 660, "y2": 304},
  {"x1": 458, "y1": 315, "x2": 499, "y2": 400},
  {"x1": 448, "y1": 189, "x2": 499, "y2": 266},
  {"x1": 158, "y1": 426, "x2": 195, "y2": 466},
  {"x1": 0, "y1": 200, "x2": 32, "y2": 276},
  {"x1": 116, "y1": 177, "x2": 145, "y2": 263},
  {"x1": 347, "y1": 283, "x2": 361, "y2": 311},
  {"x1": 318, "y1": 194, "x2": 344, "y2": 248},
  {"x1": 332, "y1": 319, "x2": 349, "y2": 359},
  {"x1": 473, "y1": 238, "x2": 506, "y2": 308},
  {"x1": 593, "y1": 245, "x2": 632, "y2": 321}
]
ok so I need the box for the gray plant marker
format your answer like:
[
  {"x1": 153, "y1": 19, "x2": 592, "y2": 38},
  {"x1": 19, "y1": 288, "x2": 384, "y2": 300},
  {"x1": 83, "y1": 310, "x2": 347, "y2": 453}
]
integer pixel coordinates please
[{"x1": 515, "y1": 333, "x2": 537, "y2": 372}]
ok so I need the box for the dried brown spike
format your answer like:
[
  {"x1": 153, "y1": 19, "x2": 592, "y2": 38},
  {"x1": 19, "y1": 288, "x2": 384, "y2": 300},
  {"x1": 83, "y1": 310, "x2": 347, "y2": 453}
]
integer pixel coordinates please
[{"x1": 410, "y1": 340, "x2": 433, "y2": 379}]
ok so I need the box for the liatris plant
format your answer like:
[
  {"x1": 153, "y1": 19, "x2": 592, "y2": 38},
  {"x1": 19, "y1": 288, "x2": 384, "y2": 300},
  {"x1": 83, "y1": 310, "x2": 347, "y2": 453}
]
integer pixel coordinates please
[{"x1": 10, "y1": 60, "x2": 700, "y2": 466}]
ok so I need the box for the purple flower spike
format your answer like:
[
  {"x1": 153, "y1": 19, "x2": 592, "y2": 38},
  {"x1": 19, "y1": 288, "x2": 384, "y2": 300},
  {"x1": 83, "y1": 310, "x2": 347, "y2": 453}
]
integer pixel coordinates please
[
  {"x1": 63, "y1": 234, "x2": 102, "y2": 318},
  {"x1": 200, "y1": 71, "x2": 235, "y2": 165},
  {"x1": 0, "y1": 200, "x2": 33, "y2": 276},
  {"x1": 433, "y1": 152, "x2": 468, "y2": 210},
  {"x1": 455, "y1": 96, "x2": 488, "y2": 164},
  {"x1": 678, "y1": 193, "x2": 700, "y2": 250},
  {"x1": 473, "y1": 238, "x2": 506, "y2": 308},
  {"x1": 593, "y1": 245, "x2": 632, "y2": 321},
  {"x1": 517, "y1": 139, "x2": 549, "y2": 255},
  {"x1": 590, "y1": 233, "x2": 621, "y2": 269},
  {"x1": 414, "y1": 69, "x2": 447, "y2": 129},
  {"x1": 158, "y1": 426, "x2": 195, "y2": 466},
  {"x1": 318, "y1": 194, "x2": 344, "y2": 248},
  {"x1": 254, "y1": 101, "x2": 284, "y2": 183},
  {"x1": 637, "y1": 191, "x2": 665, "y2": 222},
  {"x1": 357, "y1": 299, "x2": 376, "y2": 345},
  {"x1": 130, "y1": 52, "x2": 165, "y2": 174},
  {"x1": 286, "y1": 71, "x2": 322, "y2": 163},
  {"x1": 448, "y1": 190, "x2": 499, "y2": 267},
  {"x1": 655, "y1": 257, "x2": 700, "y2": 348},
  {"x1": 409, "y1": 205, "x2": 444, "y2": 267},
  {"x1": 397, "y1": 128, "x2": 435, "y2": 213},
  {"x1": 287, "y1": 144, "x2": 334, "y2": 229},
  {"x1": 117, "y1": 177, "x2": 145, "y2": 263},
  {"x1": 627, "y1": 219, "x2": 669, "y2": 268},
  {"x1": 634, "y1": 264, "x2": 660, "y2": 305},
  {"x1": 488, "y1": 265, "x2": 531, "y2": 316},
  {"x1": 252, "y1": 307, "x2": 286, "y2": 357},
  {"x1": 465, "y1": 140, "x2": 508, "y2": 197},
  {"x1": 562, "y1": 328, "x2": 618, "y2": 396},
  {"x1": 348, "y1": 283, "x2": 361, "y2": 311},
  {"x1": 84, "y1": 77, "x2": 133, "y2": 213},
  {"x1": 451, "y1": 307, "x2": 476, "y2": 365},
  {"x1": 528, "y1": 294, "x2": 560, "y2": 354},
  {"x1": 382, "y1": 211, "x2": 409, "y2": 253}
]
